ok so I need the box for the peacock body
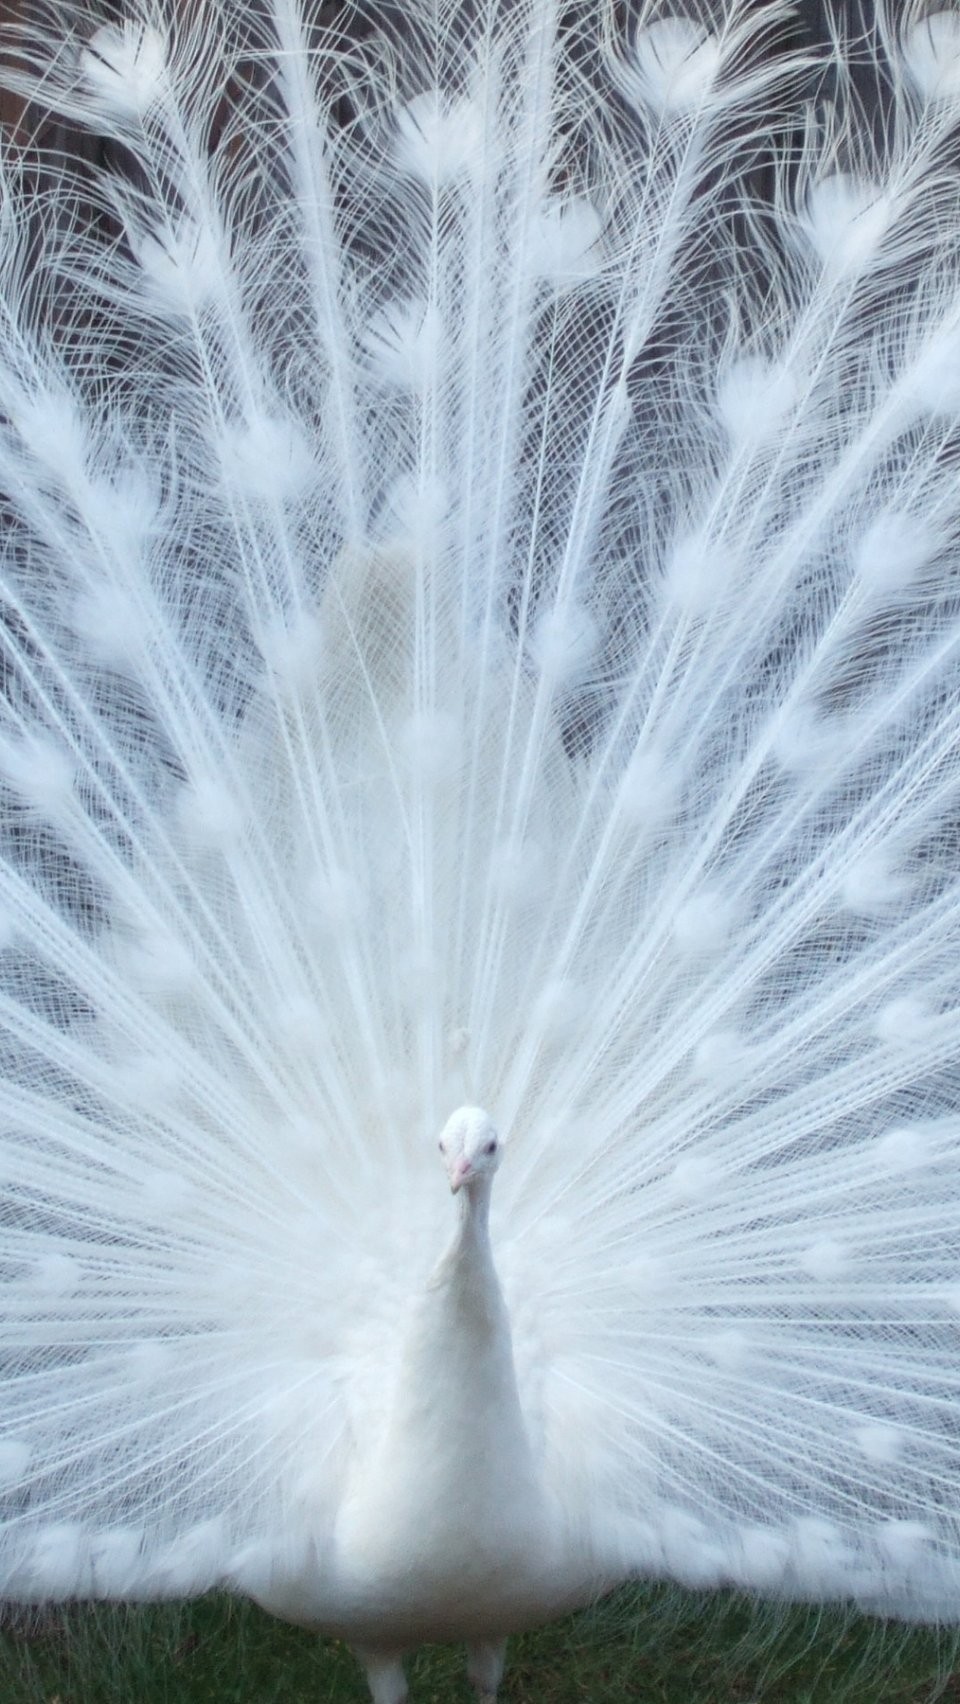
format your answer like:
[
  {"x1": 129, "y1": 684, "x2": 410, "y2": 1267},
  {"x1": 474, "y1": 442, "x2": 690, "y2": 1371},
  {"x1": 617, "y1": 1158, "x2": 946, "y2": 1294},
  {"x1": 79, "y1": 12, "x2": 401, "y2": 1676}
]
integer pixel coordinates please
[{"x1": 2, "y1": 0, "x2": 960, "y2": 1697}]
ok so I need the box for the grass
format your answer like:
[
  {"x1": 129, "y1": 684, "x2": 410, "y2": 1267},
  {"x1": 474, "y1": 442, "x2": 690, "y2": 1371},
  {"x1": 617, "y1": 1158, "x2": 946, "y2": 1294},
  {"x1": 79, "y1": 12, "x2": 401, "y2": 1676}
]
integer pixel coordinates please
[{"x1": 2, "y1": 1585, "x2": 959, "y2": 1703}]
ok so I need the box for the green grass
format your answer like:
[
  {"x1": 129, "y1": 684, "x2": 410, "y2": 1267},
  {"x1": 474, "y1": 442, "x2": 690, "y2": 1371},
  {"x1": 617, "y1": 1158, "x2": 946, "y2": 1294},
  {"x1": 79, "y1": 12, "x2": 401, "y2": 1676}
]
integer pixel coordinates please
[{"x1": 2, "y1": 1586, "x2": 959, "y2": 1703}]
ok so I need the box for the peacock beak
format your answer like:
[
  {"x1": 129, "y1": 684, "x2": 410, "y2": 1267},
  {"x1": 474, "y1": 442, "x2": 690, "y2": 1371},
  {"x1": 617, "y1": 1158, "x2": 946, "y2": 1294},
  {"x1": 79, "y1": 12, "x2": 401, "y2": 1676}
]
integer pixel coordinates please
[{"x1": 450, "y1": 1157, "x2": 472, "y2": 1193}]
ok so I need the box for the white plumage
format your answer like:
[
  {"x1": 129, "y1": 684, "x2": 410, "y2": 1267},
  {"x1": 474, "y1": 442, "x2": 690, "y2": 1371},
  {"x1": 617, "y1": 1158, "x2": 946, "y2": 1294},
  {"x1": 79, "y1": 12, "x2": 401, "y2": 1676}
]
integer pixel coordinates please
[{"x1": 2, "y1": 1, "x2": 960, "y2": 1698}]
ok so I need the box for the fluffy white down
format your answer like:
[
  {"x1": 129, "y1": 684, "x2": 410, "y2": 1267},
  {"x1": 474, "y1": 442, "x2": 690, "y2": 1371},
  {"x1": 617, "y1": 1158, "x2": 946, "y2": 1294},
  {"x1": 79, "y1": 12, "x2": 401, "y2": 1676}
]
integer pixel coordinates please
[{"x1": 2, "y1": 2, "x2": 960, "y2": 1699}]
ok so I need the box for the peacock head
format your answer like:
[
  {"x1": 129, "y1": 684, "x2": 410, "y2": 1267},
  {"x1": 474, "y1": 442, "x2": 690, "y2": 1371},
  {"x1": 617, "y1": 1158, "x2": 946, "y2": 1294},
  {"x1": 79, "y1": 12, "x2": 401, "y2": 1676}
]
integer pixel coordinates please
[{"x1": 437, "y1": 1105, "x2": 501, "y2": 1194}]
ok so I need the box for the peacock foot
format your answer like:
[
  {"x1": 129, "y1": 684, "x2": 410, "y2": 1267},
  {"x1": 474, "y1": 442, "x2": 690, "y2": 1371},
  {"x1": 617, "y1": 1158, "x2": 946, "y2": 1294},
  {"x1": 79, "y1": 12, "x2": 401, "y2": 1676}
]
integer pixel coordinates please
[
  {"x1": 354, "y1": 1648, "x2": 408, "y2": 1704},
  {"x1": 466, "y1": 1637, "x2": 507, "y2": 1702}
]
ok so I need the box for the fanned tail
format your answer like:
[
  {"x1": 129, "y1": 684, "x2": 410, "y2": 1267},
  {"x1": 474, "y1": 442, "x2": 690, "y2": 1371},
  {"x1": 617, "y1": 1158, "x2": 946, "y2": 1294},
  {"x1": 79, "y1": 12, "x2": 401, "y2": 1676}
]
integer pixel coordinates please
[{"x1": 0, "y1": 0, "x2": 959, "y2": 1619}]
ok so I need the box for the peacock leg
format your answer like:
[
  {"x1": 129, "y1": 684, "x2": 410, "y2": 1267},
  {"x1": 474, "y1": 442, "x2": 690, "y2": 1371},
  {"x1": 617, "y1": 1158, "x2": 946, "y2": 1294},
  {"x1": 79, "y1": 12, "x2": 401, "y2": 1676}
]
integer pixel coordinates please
[
  {"x1": 354, "y1": 1648, "x2": 408, "y2": 1704},
  {"x1": 466, "y1": 1636, "x2": 507, "y2": 1702}
]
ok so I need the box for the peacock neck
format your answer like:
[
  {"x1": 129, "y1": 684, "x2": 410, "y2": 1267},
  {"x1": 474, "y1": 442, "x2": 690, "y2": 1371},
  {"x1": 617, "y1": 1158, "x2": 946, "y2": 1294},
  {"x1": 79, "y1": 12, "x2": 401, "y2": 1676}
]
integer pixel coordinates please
[
  {"x1": 452, "y1": 1173, "x2": 492, "y2": 1257},
  {"x1": 366, "y1": 1169, "x2": 514, "y2": 1455}
]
